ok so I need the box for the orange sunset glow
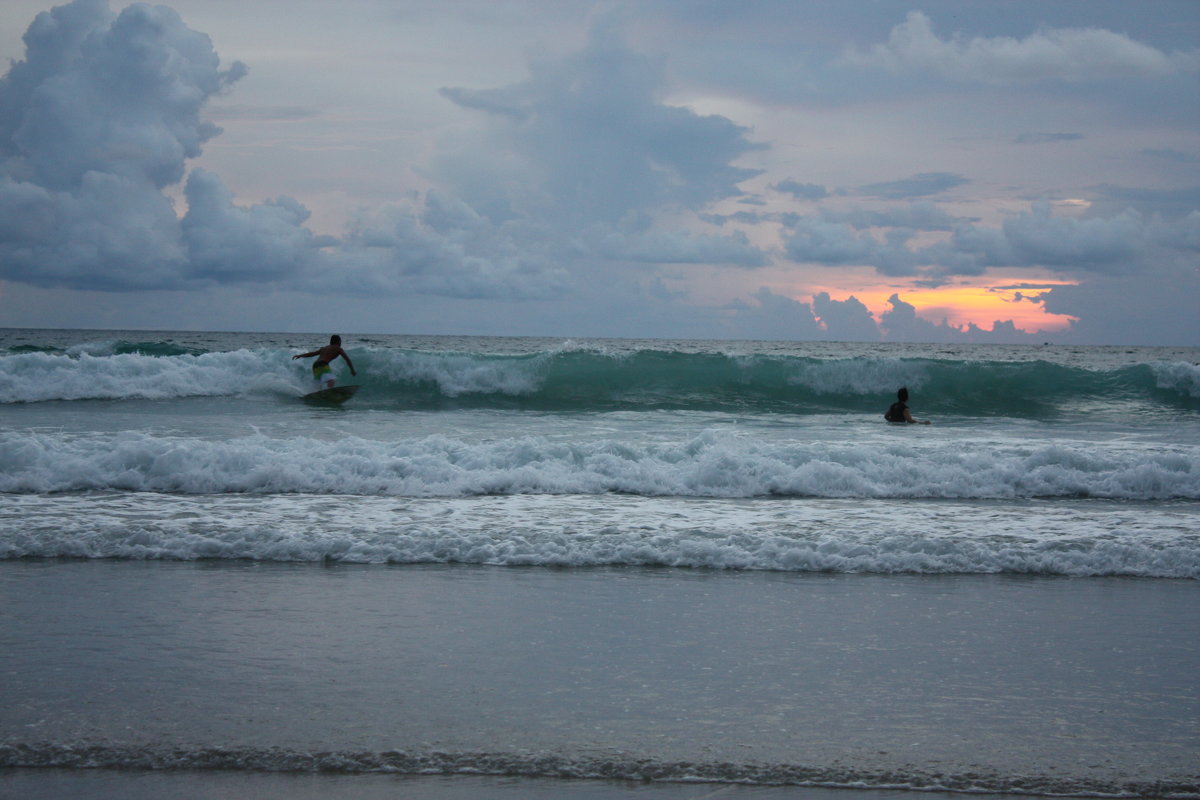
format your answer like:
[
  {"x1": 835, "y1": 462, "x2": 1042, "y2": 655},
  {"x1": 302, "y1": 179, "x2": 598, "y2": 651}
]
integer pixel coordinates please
[{"x1": 814, "y1": 280, "x2": 1079, "y2": 334}]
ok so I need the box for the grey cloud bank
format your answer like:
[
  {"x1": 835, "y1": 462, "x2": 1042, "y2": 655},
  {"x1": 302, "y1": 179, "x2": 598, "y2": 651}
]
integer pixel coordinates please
[
  {"x1": 0, "y1": 0, "x2": 1197, "y2": 345},
  {"x1": 840, "y1": 10, "x2": 1200, "y2": 83}
]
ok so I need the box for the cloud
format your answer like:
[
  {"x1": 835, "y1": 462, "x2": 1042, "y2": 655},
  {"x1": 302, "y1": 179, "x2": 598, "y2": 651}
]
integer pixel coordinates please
[
  {"x1": 204, "y1": 105, "x2": 322, "y2": 122},
  {"x1": 1015, "y1": 132, "x2": 1084, "y2": 144},
  {"x1": 1, "y1": 1, "x2": 768, "y2": 303},
  {"x1": 439, "y1": 18, "x2": 764, "y2": 226},
  {"x1": 1038, "y1": 273, "x2": 1200, "y2": 345},
  {"x1": 1, "y1": 1, "x2": 243, "y2": 191},
  {"x1": 781, "y1": 216, "x2": 925, "y2": 277},
  {"x1": 783, "y1": 218, "x2": 879, "y2": 266},
  {"x1": 880, "y1": 293, "x2": 972, "y2": 343},
  {"x1": 934, "y1": 203, "x2": 1200, "y2": 277},
  {"x1": 0, "y1": 0, "x2": 242, "y2": 290},
  {"x1": 723, "y1": 287, "x2": 823, "y2": 341},
  {"x1": 841, "y1": 11, "x2": 1200, "y2": 84},
  {"x1": 588, "y1": 227, "x2": 767, "y2": 267},
  {"x1": 997, "y1": 203, "x2": 1142, "y2": 269},
  {"x1": 859, "y1": 172, "x2": 969, "y2": 199},
  {"x1": 811, "y1": 292, "x2": 880, "y2": 341},
  {"x1": 181, "y1": 168, "x2": 330, "y2": 283},
  {"x1": 820, "y1": 202, "x2": 959, "y2": 232},
  {"x1": 332, "y1": 193, "x2": 571, "y2": 300},
  {"x1": 1141, "y1": 148, "x2": 1200, "y2": 165},
  {"x1": 772, "y1": 179, "x2": 828, "y2": 201},
  {"x1": 773, "y1": 198, "x2": 1200, "y2": 305},
  {"x1": 1088, "y1": 184, "x2": 1200, "y2": 220}
]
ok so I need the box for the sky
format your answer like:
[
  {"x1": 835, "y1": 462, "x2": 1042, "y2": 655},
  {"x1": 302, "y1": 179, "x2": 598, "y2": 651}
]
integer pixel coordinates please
[{"x1": 0, "y1": 0, "x2": 1197, "y2": 344}]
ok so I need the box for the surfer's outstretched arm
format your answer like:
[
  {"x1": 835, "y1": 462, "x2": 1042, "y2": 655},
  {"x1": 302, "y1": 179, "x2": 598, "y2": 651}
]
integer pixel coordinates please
[{"x1": 338, "y1": 348, "x2": 356, "y2": 376}]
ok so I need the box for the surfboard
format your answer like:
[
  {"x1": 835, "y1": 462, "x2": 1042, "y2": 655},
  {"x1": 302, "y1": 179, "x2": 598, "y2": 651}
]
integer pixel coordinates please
[{"x1": 303, "y1": 384, "x2": 359, "y2": 404}]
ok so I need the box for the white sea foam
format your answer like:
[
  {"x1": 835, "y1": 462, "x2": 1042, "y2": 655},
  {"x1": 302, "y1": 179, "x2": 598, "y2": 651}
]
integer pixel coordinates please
[
  {"x1": 2, "y1": 493, "x2": 1197, "y2": 577},
  {"x1": 0, "y1": 349, "x2": 301, "y2": 402},
  {"x1": 1, "y1": 427, "x2": 1196, "y2": 500},
  {"x1": 1152, "y1": 360, "x2": 1200, "y2": 398},
  {"x1": 792, "y1": 357, "x2": 927, "y2": 394},
  {"x1": 372, "y1": 349, "x2": 543, "y2": 396}
]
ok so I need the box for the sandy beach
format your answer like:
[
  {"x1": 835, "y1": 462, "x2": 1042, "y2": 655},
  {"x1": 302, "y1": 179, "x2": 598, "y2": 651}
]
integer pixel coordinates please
[{"x1": 3, "y1": 561, "x2": 1196, "y2": 797}]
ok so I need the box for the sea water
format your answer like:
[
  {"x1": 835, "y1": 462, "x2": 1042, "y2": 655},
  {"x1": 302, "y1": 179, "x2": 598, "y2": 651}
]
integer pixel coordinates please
[{"x1": 1, "y1": 329, "x2": 1198, "y2": 798}]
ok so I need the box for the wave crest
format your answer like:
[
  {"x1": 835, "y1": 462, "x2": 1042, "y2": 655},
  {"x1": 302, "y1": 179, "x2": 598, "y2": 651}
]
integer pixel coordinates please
[{"x1": 3, "y1": 344, "x2": 1198, "y2": 415}]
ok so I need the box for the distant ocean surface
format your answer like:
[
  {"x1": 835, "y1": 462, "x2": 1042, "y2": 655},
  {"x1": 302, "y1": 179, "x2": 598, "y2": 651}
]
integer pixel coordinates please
[{"x1": 2, "y1": 329, "x2": 1198, "y2": 799}]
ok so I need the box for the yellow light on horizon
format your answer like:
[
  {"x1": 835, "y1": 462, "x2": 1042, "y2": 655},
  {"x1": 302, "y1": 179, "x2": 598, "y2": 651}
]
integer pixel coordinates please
[{"x1": 807, "y1": 280, "x2": 1078, "y2": 334}]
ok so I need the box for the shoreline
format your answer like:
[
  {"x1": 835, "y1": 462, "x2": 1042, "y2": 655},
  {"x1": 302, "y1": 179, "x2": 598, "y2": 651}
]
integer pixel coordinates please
[{"x1": 3, "y1": 561, "x2": 1196, "y2": 796}]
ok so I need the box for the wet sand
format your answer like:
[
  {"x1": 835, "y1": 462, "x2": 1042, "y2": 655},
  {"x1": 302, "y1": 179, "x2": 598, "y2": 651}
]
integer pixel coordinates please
[{"x1": 2, "y1": 561, "x2": 1197, "y2": 797}]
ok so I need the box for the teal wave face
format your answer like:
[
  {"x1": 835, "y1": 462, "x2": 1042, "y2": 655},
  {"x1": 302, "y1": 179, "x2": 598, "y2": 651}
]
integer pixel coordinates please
[
  {"x1": 2, "y1": 342, "x2": 1198, "y2": 417},
  {"x1": 354, "y1": 348, "x2": 1200, "y2": 418},
  {"x1": 110, "y1": 340, "x2": 209, "y2": 357}
]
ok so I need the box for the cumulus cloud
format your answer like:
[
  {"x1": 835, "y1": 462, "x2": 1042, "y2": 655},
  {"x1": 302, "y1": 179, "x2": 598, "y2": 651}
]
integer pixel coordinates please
[
  {"x1": 784, "y1": 218, "x2": 879, "y2": 266},
  {"x1": 859, "y1": 172, "x2": 969, "y2": 199},
  {"x1": 782, "y1": 217, "x2": 923, "y2": 277},
  {"x1": 876, "y1": 293, "x2": 1032, "y2": 344},
  {"x1": 181, "y1": 168, "x2": 331, "y2": 283},
  {"x1": 439, "y1": 22, "x2": 762, "y2": 226},
  {"x1": 588, "y1": 227, "x2": 766, "y2": 267},
  {"x1": 820, "y1": 202, "x2": 959, "y2": 232},
  {"x1": 722, "y1": 287, "x2": 824, "y2": 341},
  {"x1": 880, "y1": 293, "x2": 956, "y2": 343},
  {"x1": 330, "y1": 193, "x2": 571, "y2": 300},
  {"x1": 778, "y1": 201, "x2": 1199, "y2": 285},
  {"x1": 772, "y1": 179, "x2": 827, "y2": 201},
  {"x1": 1039, "y1": 273, "x2": 1200, "y2": 345},
  {"x1": 727, "y1": 288, "x2": 1062, "y2": 345},
  {"x1": 811, "y1": 292, "x2": 880, "y2": 341},
  {"x1": 842, "y1": 11, "x2": 1200, "y2": 83},
  {"x1": 1088, "y1": 184, "x2": 1200, "y2": 220},
  {"x1": 0, "y1": 1, "x2": 771, "y2": 302},
  {"x1": 0, "y1": 0, "x2": 240, "y2": 289}
]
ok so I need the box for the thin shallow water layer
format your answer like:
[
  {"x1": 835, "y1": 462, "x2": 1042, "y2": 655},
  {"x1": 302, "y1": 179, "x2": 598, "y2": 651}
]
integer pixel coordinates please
[
  {"x1": 2, "y1": 561, "x2": 1196, "y2": 797},
  {"x1": 0, "y1": 770, "x2": 1082, "y2": 800}
]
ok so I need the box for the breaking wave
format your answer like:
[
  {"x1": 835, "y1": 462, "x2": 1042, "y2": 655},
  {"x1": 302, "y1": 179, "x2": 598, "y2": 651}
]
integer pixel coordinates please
[
  {"x1": 2, "y1": 342, "x2": 1198, "y2": 415},
  {"x1": 2, "y1": 428, "x2": 1197, "y2": 500}
]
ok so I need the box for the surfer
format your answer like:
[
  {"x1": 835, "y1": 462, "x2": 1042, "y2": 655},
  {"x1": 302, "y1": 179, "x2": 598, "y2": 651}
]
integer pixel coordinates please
[
  {"x1": 293, "y1": 335, "x2": 356, "y2": 389},
  {"x1": 884, "y1": 386, "x2": 930, "y2": 425}
]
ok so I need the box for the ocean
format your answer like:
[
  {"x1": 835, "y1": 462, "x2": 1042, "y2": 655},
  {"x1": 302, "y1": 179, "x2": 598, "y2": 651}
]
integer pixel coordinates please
[{"x1": 1, "y1": 328, "x2": 1197, "y2": 799}]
